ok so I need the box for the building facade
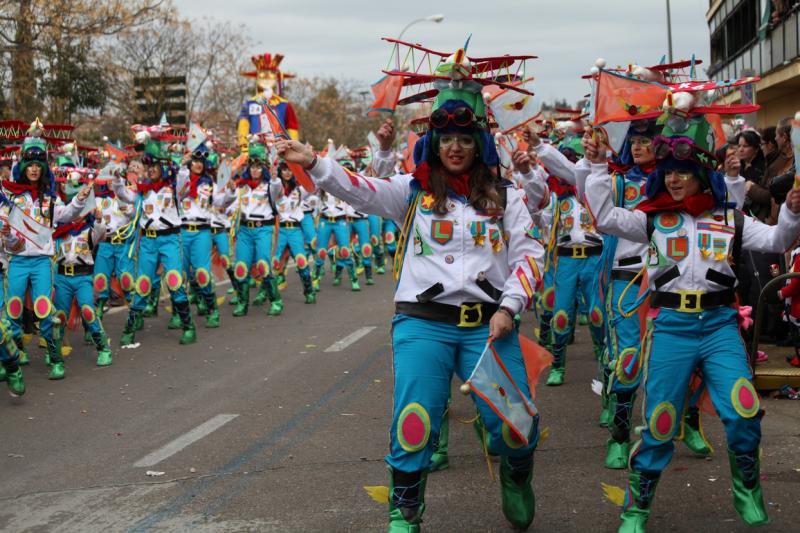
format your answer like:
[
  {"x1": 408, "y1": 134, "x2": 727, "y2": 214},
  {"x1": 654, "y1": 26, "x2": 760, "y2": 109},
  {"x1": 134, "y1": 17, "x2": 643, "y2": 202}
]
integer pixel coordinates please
[{"x1": 707, "y1": 0, "x2": 800, "y2": 127}]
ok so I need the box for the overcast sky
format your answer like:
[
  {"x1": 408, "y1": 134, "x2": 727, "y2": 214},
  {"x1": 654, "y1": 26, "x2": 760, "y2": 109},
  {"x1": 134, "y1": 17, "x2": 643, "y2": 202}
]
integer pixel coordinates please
[{"x1": 175, "y1": 0, "x2": 711, "y2": 105}]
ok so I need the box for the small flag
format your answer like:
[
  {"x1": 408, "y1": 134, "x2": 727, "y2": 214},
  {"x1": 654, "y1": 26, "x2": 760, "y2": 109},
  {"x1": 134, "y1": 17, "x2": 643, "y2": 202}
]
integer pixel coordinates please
[
  {"x1": 598, "y1": 120, "x2": 632, "y2": 155},
  {"x1": 489, "y1": 79, "x2": 538, "y2": 133},
  {"x1": 466, "y1": 340, "x2": 538, "y2": 445},
  {"x1": 262, "y1": 103, "x2": 316, "y2": 193},
  {"x1": 79, "y1": 189, "x2": 96, "y2": 219},
  {"x1": 594, "y1": 70, "x2": 667, "y2": 125},
  {"x1": 6, "y1": 204, "x2": 54, "y2": 250},
  {"x1": 367, "y1": 75, "x2": 404, "y2": 117},
  {"x1": 186, "y1": 123, "x2": 207, "y2": 151},
  {"x1": 217, "y1": 159, "x2": 232, "y2": 191}
]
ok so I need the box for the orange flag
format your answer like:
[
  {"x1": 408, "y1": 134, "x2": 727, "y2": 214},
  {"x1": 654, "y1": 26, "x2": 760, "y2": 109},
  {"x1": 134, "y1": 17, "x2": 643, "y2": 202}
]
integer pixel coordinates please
[
  {"x1": 262, "y1": 104, "x2": 316, "y2": 193},
  {"x1": 103, "y1": 143, "x2": 129, "y2": 163},
  {"x1": 368, "y1": 75, "x2": 404, "y2": 117},
  {"x1": 706, "y1": 113, "x2": 727, "y2": 150},
  {"x1": 594, "y1": 70, "x2": 667, "y2": 125},
  {"x1": 518, "y1": 334, "x2": 553, "y2": 400},
  {"x1": 402, "y1": 131, "x2": 419, "y2": 173}
]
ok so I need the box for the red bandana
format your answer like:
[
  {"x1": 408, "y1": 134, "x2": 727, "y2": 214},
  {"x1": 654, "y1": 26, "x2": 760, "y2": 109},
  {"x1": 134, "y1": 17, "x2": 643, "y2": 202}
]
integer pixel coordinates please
[
  {"x1": 137, "y1": 179, "x2": 169, "y2": 195},
  {"x1": 187, "y1": 173, "x2": 203, "y2": 199},
  {"x1": 412, "y1": 162, "x2": 470, "y2": 197},
  {"x1": 636, "y1": 191, "x2": 715, "y2": 217},
  {"x1": 3, "y1": 179, "x2": 40, "y2": 201},
  {"x1": 237, "y1": 177, "x2": 263, "y2": 190},
  {"x1": 546, "y1": 176, "x2": 576, "y2": 198},
  {"x1": 53, "y1": 218, "x2": 89, "y2": 239}
]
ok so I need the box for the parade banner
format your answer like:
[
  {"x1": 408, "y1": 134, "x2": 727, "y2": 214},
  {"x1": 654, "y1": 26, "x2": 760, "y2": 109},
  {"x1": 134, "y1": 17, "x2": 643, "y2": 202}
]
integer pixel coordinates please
[{"x1": 5, "y1": 204, "x2": 53, "y2": 250}]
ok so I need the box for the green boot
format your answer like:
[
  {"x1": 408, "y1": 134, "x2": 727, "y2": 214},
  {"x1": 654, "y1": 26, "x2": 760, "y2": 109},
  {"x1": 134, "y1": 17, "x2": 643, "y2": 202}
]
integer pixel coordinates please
[
  {"x1": 365, "y1": 264, "x2": 375, "y2": 286},
  {"x1": 92, "y1": 331, "x2": 112, "y2": 367},
  {"x1": 47, "y1": 321, "x2": 66, "y2": 380},
  {"x1": 168, "y1": 312, "x2": 182, "y2": 330},
  {"x1": 233, "y1": 287, "x2": 249, "y2": 317},
  {"x1": 95, "y1": 298, "x2": 107, "y2": 321},
  {"x1": 301, "y1": 271, "x2": 316, "y2": 304},
  {"x1": 430, "y1": 410, "x2": 450, "y2": 472},
  {"x1": 265, "y1": 277, "x2": 283, "y2": 316},
  {"x1": 13, "y1": 337, "x2": 29, "y2": 366},
  {"x1": 0, "y1": 365, "x2": 4, "y2": 382},
  {"x1": 120, "y1": 312, "x2": 138, "y2": 346},
  {"x1": 142, "y1": 291, "x2": 159, "y2": 317},
  {"x1": 499, "y1": 454, "x2": 535, "y2": 530},
  {"x1": 349, "y1": 265, "x2": 361, "y2": 292},
  {"x1": 175, "y1": 302, "x2": 197, "y2": 345},
  {"x1": 388, "y1": 467, "x2": 426, "y2": 533},
  {"x1": 205, "y1": 307, "x2": 220, "y2": 328},
  {"x1": 196, "y1": 297, "x2": 208, "y2": 316},
  {"x1": 679, "y1": 407, "x2": 712, "y2": 456},
  {"x1": 605, "y1": 439, "x2": 630, "y2": 470},
  {"x1": 599, "y1": 388, "x2": 614, "y2": 427},
  {"x1": 277, "y1": 273, "x2": 287, "y2": 291},
  {"x1": 728, "y1": 449, "x2": 770, "y2": 526},
  {"x1": 332, "y1": 265, "x2": 343, "y2": 286},
  {"x1": 5, "y1": 367, "x2": 25, "y2": 397},
  {"x1": 618, "y1": 470, "x2": 660, "y2": 533},
  {"x1": 252, "y1": 285, "x2": 269, "y2": 306},
  {"x1": 546, "y1": 367, "x2": 564, "y2": 386}
]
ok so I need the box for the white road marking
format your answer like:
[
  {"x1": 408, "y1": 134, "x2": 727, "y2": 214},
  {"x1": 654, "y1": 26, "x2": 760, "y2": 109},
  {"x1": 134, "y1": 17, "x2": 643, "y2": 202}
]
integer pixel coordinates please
[
  {"x1": 106, "y1": 279, "x2": 231, "y2": 316},
  {"x1": 324, "y1": 326, "x2": 377, "y2": 353},
  {"x1": 133, "y1": 414, "x2": 239, "y2": 468}
]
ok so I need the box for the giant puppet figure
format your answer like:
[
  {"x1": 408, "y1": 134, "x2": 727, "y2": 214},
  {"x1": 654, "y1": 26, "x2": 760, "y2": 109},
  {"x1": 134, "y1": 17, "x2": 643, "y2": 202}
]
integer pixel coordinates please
[{"x1": 237, "y1": 53, "x2": 300, "y2": 152}]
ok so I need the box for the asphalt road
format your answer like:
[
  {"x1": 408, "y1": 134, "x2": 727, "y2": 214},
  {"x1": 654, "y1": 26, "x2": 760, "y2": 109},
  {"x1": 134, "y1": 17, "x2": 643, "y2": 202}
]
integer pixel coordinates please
[{"x1": 1, "y1": 273, "x2": 799, "y2": 532}]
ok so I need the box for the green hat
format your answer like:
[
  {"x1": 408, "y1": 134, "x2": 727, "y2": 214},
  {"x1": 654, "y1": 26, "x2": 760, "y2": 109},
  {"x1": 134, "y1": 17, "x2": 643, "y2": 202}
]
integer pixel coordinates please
[
  {"x1": 143, "y1": 139, "x2": 168, "y2": 162},
  {"x1": 660, "y1": 114, "x2": 716, "y2": 167},
  {"x1": 248, "y1": 142, "x2": 267, "y2": 162},
  {"x1": 207, "y1": 152, "x2": 219, "y2": 169},
  {"x1": 55, "y1": 154, "x2": 77, "y2": 167},
  {"x1": 18, "y1": 137, "x2": 49, "y2": 177}
]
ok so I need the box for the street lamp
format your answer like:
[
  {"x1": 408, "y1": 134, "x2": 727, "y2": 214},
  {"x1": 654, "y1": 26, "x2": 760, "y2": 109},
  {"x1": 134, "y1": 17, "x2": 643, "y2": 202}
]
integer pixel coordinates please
[
  {"x1": 665, "y1": 0, "x2": 673, "y2": 63},
  {"x1": 398, "y1": 14, "x2": 445, "y2": 40}
]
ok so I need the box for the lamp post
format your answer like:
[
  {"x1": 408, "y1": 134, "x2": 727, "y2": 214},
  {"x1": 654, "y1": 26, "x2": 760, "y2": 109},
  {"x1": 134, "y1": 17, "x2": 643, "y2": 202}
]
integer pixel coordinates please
[
  {"x1": 397, "y1": 14, "x2": 444, "y2": 40},
  {"x1": 666, "y1": 0, "x2": 673, "y2": 63}
]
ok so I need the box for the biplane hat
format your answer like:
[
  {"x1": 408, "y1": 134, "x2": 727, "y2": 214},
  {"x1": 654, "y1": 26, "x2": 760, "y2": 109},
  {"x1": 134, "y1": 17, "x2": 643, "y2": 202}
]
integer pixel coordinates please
[
  {"x1": 13, "y1": 135, "x2": 55, "y2": 193},
  {"x1": 646, "y1": 112, "x2": 727, "y2": 205},
  {"x1": 242, "y1": 140, "x2": 271, "y2": 181}
]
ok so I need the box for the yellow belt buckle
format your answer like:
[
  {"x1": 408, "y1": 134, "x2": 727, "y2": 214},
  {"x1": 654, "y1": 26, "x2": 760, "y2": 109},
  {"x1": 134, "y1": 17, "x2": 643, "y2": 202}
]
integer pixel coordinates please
[
  {"x1": 458, "y1": 303, "x2": 483, "y2": 327},
  {"x1": 146, "y1": 229, "x2": 157, "y2": 238},
  {"x1": 247, "y1": 221, "x2": 256, "y2": 228},
  {"x1": 571, "y1": 246, "x2": 587, "y2": 259},
  {"x1": 110, "y1": 234, "x2": 122, "y2": 244},
  {"x1": 63, "y1": 264, "x2": 75, "y2": 276},
  {"x1": 677, "y1": 290, "x2": 704, "y2": 313},
  {"x1": 188, "y1": 224, "x2": 198, "y2": 232}
]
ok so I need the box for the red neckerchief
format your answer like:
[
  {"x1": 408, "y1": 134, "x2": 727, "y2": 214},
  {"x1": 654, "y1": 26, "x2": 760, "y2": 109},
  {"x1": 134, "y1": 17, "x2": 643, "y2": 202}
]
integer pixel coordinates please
[
  {"x1": 546, "y1": 175, "x2": 576, "y2": 198},
  {"x1": 237, "y1": 177, "x2": 263, "y2": 190},
  {"x1": 137, "y1": 179, "x2": 169, "y2": 195},
  {"x1": 53, "y1": 217, "x2": 89, "y2": 239},
  {"x1": 636, "y1": 191, "x2": 715, "y2": 217},
  {"x1": 94, "y1": 188, "x2": 113, "y2": 198},
  {"x1": 188, "y1": 172, "x2": 203, "y2": 199},
  {"x1": 3, "y1": 179, "x2": 39, "y2": 201},
  {"x1": 412, "y1": 162, "x2": 470, "y2": 197},
  {"x1": 640, "y1": 161, "x2": 656, "y2": 174}
]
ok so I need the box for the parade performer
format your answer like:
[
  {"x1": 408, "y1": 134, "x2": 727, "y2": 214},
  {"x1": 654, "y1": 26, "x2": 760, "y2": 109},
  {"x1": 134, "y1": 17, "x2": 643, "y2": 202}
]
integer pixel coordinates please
[
  {"x1": 114, "y1": 135, "x2": 197, "y2": 346},
  {"x1": 531, "y1": 129, "x2": 606, "y2": 386},
  {"x1": 347, "y1": 200, "x2": 374, "y2": 286},
  {"x1": 272, "y1": 161, "x2": 316, "y2": 303},
  {"x1": 53, "y1": 171, "x2": 112, "y2": 367},
  {"x1": 0, "y1": 216, "x2": 24, "y2": 395},
  {"x1": 584, "y1": 109, "x2": 794, "y2": 531},
  {"x1": 209, "y1": 154, "x2": 239, "y2": 302},
  {"x1": 314, "y1": 189, "x2": 359, "y2": 290},
  {"x1": 229, "y1": 140, "x2": 283, "y2": 317},
  {"x1": 1, "y1": 127, "x2": 91, "y2": 380},
  {"x1": 237, "y1": 53, "x2": 299, "y2": 153},
  {"x1": 93, "y1": 163, "x2": 136, "y2": 319},
  {"x1": 176, "y1": 142, "x2": 229, "y2": 328},
  {"x1": 278, "y1": 41, "x2": 546, "y2": 530}
]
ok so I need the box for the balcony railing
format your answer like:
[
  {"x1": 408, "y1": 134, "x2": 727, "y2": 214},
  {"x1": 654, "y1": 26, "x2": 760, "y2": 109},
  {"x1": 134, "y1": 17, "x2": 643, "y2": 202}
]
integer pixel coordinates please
[{"x1": 707, "y1": 10, "x2": 799, "y2": 80}]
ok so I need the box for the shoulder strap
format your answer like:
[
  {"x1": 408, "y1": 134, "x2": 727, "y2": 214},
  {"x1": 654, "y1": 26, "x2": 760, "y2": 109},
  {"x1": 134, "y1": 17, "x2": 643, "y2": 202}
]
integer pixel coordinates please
[
  {"x1": 392, "y1": 184, "x2": 423, "y2": 282},
  {"x1": 646, "y1": 212, "x2": 656, "y2": 241}
]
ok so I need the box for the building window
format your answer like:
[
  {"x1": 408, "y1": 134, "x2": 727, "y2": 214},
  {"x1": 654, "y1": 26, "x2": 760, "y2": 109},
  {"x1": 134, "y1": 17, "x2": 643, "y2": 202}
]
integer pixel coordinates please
[{"x1": 709, "y1": 0, "x2": 760, "y2": 72}]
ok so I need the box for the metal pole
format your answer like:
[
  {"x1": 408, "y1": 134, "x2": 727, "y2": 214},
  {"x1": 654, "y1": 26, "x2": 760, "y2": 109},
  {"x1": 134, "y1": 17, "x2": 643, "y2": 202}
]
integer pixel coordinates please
[{"x1": 666, "y1": 0, "x2": 673, "y2": 63}]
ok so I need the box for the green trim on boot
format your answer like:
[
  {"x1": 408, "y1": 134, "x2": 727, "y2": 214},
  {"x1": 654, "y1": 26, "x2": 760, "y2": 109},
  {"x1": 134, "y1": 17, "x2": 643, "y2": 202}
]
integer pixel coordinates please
[
  {"x1": 168, "y1": 313, "x2": 182, "y2": 330},
  {"x1": 205, "y1": 308, "x2": 220, "y2": 328},
  {"x1": 268, "y1": 300, "x2": 283, "y2": 316},
  {"x1": 92, "y1": 331, "x2": 113, "y2": 367},
  {"x1": 546, "y1": 367, "x2": 564, "y2": 386},
  {"x1": 252, "y1": 286, "x2": 268, "y2": 306},
  {"x1": 619, "y1": 471, "x2": 659, "y2": 533},
  {"x1": 388, "y1": 467, "x2": 426, "y2": 533},
  {"x1": 679, "y1": 409, "x2": 712, "y2": 456},
  {"x1": 134, "y1": 314, "x2": 144, "y2": 331},
  {"x1": 233, "y1": 287, "x2": 249, "y2": 317},
  {"x1": 5, "y1": 368, "x2": 25, "y2": 396},
  {"x1": 14, "y1": 337, "x2": 28, "y2": 366},
  {"x1": 600, "y1": 389, "x2": 614, "y2": 428},
  {"x1": 430, "y1": 411, "x2": 450, "y2": 472},
  {"x1": 180, "y1": 325, "x2": 197, "y2": 345},
  {"x1": 500, "y1": 455, "x2": 535, "y2": 530},
  {"x1": 196, "y1": 298, "x2": 208, "y2": 316},
  {"x1": 48, "y1": 361, "x2": 66, "y2": 380},
  {"x1": 605, "y1": 439, "x2": 630, "y2": 470},
  {"x1": 0, "y1": 365, "x2": 4, "y2": 382},
  {"x1": 332, "y1": 266, "x2": 343, "y2": 286},
  {"x1": 728, "y1": 449, "x2": 770, "y2": 526},
  {"x1": 96, "y1": 298, "x2": 107, "y2": 321}
]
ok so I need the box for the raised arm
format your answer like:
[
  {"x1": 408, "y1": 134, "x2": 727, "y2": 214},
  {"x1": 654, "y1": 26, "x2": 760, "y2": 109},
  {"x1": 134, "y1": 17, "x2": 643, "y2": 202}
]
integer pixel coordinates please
[
  {"x1": 111, "y1": 176, "x2": 137, "y2": 204},
  {"x1": 742, "y1": 198, "x2": 800, "y2": 253},
  {"x1": 54, "y1": 188, "x2": 89, "y2": 224},
  {"x1": 534, "y1": 142, "x2": 577, "y2": 185}
]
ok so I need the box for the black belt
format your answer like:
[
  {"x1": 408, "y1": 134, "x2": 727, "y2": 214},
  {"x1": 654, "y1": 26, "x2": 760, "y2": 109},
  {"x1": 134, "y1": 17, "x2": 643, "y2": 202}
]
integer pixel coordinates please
[
  {"x1": 324, "y1": 216, "x2": 345, "y2": 223},
  {"x1": 280, "y1": 221, "x2": 300, "y2": 228},
  {"x1": 650, "y1": 289, "x2": 736, "y2": 313},
  {"x1": 557, "y1": 245, "x2": 603, "y2": 258},
  {"x1": 142, "y1": 227, "x2": 180, "y2": 238},
  {"x1": 182, "y1": 223, "x2": 211, "y2": 232},
  {"x1": 58, "y1": 264, "x2": 94, "y2": 276},
  {"x1": 240, "y1": 218, "x2": 273, "y2": 228},
  {"x1": 211, "y1": 227, "x2": 228, "y2": 234},
  {"x1": 395, "y1": 301, "x2": 498, "y2": 327},
  {"x1": 611, "y1": 270, "x2": 641, "y2": 282}
]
